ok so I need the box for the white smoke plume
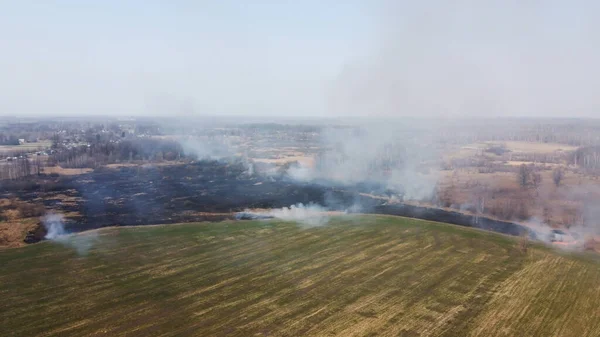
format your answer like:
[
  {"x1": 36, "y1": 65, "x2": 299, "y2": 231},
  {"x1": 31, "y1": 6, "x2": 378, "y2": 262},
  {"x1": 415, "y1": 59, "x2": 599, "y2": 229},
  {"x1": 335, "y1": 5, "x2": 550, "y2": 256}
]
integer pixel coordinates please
[
  {"x1": 238, "y1": 203, "x2": 332, "y2": 228},
  {"x1": 268, "y1": 203, "x2": 330, "y2": 228},
  {"x1": 43, "y1": 213, "x2": 68, "y2": 239},
  {"x1": 42, "y1": 213, "x2": 98, "y2": 256}
]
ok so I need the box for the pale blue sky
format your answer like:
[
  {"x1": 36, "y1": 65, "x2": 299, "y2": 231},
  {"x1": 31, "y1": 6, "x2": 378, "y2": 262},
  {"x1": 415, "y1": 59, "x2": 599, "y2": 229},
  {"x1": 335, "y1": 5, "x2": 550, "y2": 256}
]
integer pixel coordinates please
[{"x1": 1, "y1": 1, "x2": 599, "y2": 117}]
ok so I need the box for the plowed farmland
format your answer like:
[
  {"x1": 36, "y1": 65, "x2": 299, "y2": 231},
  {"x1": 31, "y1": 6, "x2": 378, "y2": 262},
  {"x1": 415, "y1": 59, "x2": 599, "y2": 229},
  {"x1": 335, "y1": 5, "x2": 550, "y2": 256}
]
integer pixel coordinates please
[{"x1": 2, "y1": 215, "x2": 600, "y2": 336}]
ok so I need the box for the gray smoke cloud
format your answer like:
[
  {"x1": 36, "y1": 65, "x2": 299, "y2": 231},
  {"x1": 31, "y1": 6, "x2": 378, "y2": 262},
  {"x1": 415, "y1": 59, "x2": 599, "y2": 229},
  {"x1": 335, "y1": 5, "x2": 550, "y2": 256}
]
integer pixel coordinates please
[
  {"x1": 287, "y1": 122, "x2": 440, "y2": 202},
  {"x1": 178, "y1": 136, "x2": 256, "y2": 176},
  {"x1": 330, "y1": 0, "x2": 600, "y2": 118}
]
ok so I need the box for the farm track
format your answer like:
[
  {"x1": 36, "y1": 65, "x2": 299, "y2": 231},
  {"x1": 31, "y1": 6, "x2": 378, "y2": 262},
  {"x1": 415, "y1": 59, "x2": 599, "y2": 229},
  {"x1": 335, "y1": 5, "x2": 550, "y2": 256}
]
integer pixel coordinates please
[{"x1": 1, "y1": 215, "x2": 600, "y2": 336}]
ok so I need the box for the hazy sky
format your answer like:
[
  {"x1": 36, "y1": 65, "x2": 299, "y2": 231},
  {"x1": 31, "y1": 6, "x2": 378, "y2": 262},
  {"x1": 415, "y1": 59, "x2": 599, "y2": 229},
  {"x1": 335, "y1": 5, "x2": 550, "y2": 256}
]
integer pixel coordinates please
[{"x1": 1, "y1": 1, "x2": 599, "y2": 118}]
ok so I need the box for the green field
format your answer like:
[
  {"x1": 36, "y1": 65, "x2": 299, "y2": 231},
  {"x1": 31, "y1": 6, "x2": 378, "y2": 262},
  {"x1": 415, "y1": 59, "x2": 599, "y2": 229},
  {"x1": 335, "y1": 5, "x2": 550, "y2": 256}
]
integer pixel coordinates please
[
  {"x1": 0, "y1": 140, "x2": 52, "y2": 153},
  {"x1": 2, "y1": 215, "x2": 600, "y2": 336}
]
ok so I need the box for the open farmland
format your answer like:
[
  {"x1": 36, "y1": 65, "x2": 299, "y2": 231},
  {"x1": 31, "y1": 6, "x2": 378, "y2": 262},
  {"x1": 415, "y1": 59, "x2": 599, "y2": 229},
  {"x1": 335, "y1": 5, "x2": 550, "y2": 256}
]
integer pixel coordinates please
[
  {"x1": 2, "y1": 215, "x2": 600, "y2": 336},
  {"x1": 0, "y1": 140, "x2": 52, "y2": 153}
]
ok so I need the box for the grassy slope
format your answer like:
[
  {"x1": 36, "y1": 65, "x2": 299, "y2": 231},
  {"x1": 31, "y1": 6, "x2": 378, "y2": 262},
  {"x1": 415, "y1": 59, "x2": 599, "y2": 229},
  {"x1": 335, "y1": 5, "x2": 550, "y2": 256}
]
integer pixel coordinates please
[{"x1": 1, "y1": 215, "x2": 600, "y2": 337}]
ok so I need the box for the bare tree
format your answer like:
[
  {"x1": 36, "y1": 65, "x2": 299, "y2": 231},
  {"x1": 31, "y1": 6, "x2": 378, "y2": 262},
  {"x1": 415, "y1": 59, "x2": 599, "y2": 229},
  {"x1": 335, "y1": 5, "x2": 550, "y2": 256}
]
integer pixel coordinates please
[
  {"x1": 438, "y1": 183, "x2": 455, "y2": 208},
  {"x1": 552, "y1": 167, "x2": 564, "y2": 187},
  {"x1": 517, "y1": 164, "x2": 531, "y2": 188},
  {"x1": 543, "y1": 206, "x2": 553, "y2": 225},
  {"x1": 532, "y1": 172, "x2": 542, "y2": 190},
  {"x1": 51, "y1": 133, "x2": 60, "y2": 149},
  {"x1": 516, "y1": 200, "x2": 530, "y2": 220}
]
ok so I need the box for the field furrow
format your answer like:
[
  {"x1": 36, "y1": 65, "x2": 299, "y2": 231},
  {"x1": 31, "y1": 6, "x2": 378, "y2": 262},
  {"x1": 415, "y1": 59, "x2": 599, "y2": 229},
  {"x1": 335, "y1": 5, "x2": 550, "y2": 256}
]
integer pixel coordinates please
[{"x1": 1, "y1": 215, "x2": 600, "y2": 336}]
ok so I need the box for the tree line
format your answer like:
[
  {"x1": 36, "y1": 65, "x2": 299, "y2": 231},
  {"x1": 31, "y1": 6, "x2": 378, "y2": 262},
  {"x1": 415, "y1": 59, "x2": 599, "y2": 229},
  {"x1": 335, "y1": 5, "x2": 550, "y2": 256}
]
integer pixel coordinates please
[
  {"x1": 0, "y1": 157, "x2": 43, "y2": 180},
  {"x1": 48, "y1": 138, "x2": 186, "y2": 169}
]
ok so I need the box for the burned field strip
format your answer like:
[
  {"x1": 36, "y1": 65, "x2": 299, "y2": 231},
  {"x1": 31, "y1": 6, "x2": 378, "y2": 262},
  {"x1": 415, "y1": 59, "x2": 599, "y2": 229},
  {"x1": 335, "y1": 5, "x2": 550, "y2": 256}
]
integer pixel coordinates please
[
  {"x1": 1, "y1": 160, "x2": 530, "y2": 246},
  {"x1": 2, "y1": 215, "x2": 600, "y2": 336},
  {"x1": 1, "y1": 161, "x2": 346, "y2": 234}
]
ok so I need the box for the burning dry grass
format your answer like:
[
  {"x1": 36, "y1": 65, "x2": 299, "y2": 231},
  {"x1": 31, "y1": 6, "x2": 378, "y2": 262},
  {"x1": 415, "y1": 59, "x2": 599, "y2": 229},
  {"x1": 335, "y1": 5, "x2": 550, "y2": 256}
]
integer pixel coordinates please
[{"x1": 1, "y1": 215, "x2": 600, "y2": 336}]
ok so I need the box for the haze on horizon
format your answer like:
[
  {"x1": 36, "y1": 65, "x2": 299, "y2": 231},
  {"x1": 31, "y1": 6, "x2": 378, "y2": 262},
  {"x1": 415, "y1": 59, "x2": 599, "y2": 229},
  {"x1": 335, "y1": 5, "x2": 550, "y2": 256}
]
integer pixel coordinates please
[{"x1": 1, "y1": 1, "x2": 599, "y2": 118}]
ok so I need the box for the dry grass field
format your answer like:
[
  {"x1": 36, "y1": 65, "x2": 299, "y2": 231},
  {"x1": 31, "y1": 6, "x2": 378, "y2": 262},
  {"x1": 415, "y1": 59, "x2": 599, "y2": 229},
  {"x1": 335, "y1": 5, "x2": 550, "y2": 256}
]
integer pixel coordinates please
[
  {"x1": 0, "y1": 199, "x2": 46, "y2": 248},
  {"x1": 41, "y1": 166, "x2": 94, "y2": 175},
  {"x1": 0, "y1": 218, "x2": 39, "y2": 248},
  {"x1": 1, "y1": 215, "x2": 600, "y2": 336},
  {"x1": 436, "y1": 166, "x2": 600, "y2": 227},
  {"x1": 495, "y1": 141, "x2": 577, "y2": 154},
  {"x1": 456, "y1": 141, "x2": 577, "y2": 157}
]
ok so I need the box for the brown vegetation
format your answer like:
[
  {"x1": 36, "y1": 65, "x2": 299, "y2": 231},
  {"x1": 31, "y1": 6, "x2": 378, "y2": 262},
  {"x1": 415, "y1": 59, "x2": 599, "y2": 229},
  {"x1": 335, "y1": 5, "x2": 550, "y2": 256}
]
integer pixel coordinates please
[
  {"x1": 0, "y1": 198, "x2": 45, "y2": 220},
  {"x1": 42, "y1": 166, "x2": 94, "y2": 175},
  {"x1": 434, "y1": 164, "x2": 600, "y2": 229},
  {"x1": 0, "y1": 198, "x2": 46, "y2": 248},
  {"x1": 0, "y1": 221, "x2": 42, "y2": 248}
]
